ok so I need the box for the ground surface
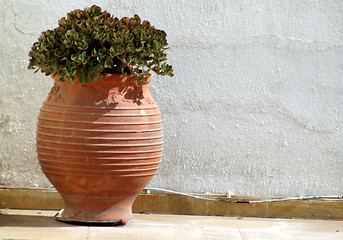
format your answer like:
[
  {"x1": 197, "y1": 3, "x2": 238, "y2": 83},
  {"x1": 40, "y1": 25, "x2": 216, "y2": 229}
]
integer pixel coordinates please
[{"x1": 0, "y1": 209, "x2": 342, "y2": 240}]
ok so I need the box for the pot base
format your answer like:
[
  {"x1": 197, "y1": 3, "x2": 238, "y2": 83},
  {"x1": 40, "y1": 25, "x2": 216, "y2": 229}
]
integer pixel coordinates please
[
  {"x1": 58, "y1": 194, "x2": 135, "y2": 223},
  {"x1": 54, "y1": 209, "x2": 127, "y2": 226}
]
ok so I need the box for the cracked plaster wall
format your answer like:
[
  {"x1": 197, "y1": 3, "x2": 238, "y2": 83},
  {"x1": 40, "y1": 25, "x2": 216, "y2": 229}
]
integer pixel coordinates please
[{"x1": 0, "y1": 0, "x2": 342, "y2": 196}]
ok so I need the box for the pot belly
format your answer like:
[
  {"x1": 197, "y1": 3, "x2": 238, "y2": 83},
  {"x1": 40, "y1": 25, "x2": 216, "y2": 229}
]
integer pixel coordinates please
[{"x1": 36, "y1": 101, "x2": 163, "y2": 222}]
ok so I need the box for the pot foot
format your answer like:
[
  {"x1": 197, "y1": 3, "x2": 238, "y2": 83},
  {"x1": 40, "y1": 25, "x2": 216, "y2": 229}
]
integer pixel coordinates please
[{"x1": 54, "y1": 209, "x2": 128, "y2": 226}]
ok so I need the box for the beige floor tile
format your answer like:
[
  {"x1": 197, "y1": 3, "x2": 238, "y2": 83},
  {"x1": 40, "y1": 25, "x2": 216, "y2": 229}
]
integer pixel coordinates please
[
  {"x1": 201, "y1": 226, "x2": 243, "y2": 240},
  {"x1": 240, "y1": 230, "x2": 343, "y2": 240},
  {"x1": 238, "y1": 218, "x2": 343, "y2": 240},
  {"x1": 0, "y1": 214, "x2": 88, "y2": 240},
  {"x1": 88, "y1": 223, "x2": 203, "y2": 240},
  {"x1": 0, "y1": 227, "x2": 89, "y2": 240},
  {"x1": 88, "y1": 216, "x2": 206, "y2": 240}
]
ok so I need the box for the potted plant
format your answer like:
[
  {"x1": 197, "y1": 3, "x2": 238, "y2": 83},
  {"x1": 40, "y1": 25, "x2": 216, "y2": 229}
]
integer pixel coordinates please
[{"x1": 28, "y1": 5, "x2": 173, "y2": 224}]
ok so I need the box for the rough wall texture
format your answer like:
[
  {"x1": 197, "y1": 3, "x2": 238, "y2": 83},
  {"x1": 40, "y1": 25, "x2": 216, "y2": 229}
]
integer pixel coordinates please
[{"x1": 0, "y1": 0, "x2": 342, "y2": 196}]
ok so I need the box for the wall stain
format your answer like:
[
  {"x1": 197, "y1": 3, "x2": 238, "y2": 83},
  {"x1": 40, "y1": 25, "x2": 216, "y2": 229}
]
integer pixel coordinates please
[{"x1": 0, "y1": 114, "x2": 10, "y2": 128}]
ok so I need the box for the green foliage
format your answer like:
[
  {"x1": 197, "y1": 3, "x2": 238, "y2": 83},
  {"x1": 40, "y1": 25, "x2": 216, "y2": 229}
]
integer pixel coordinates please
[{"x1": 28, "y1": 5, "x2": 174, "y2": 83}]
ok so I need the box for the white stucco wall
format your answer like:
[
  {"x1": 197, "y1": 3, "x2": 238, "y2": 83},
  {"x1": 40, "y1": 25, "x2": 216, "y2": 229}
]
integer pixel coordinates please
[{"x1": 0, "y1": 0, "x2": 342, "y2": 196}]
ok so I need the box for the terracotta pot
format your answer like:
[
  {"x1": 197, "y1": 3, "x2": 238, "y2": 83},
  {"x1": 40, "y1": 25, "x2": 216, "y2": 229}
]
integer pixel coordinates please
[{"x1": 36, "y1": 74, "x2": 162, "y2": 223}]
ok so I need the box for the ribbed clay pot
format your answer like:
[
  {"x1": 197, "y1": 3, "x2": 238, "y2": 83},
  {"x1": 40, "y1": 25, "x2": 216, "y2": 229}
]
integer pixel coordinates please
[{"x1": 36, "y1": 74, "x2": 162, "y2": 223}]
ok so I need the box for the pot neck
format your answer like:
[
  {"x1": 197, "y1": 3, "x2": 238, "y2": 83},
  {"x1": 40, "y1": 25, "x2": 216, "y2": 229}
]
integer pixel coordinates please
[{"x1": 52, "y1": 74, "x2": 152, "y2": 86}]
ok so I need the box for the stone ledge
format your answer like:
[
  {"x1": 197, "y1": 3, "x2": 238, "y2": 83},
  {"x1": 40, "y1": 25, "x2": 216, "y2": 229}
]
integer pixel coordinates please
[{"x1": 1, "y1": 187, "x2": 342, "y2": 220}]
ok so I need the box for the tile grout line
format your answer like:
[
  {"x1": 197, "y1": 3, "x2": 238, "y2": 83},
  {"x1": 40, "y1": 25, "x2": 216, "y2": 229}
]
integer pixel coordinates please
[
  {"x1": 200, "y1": 226, "x2": 206, "y2": 240},
  {"x1": 238, "y1": 228, "x2": 245, "y2": 240}
]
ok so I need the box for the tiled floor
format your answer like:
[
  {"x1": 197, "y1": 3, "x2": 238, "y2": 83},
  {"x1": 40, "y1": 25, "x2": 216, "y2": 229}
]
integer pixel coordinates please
[{"x1": 0, "y1": 209, "x2": 342, "y2": 240}]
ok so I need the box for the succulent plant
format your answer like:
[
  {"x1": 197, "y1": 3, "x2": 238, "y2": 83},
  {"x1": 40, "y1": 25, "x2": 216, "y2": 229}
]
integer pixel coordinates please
[{"x1": 28, "y1": 5, "x2": 174, "y2": 83}]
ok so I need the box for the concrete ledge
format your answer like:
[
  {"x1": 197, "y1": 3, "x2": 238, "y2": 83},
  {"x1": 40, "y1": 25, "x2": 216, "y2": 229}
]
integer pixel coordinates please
[{"x1": 1, "y1": 188, "x2": 342, "y2": 220}]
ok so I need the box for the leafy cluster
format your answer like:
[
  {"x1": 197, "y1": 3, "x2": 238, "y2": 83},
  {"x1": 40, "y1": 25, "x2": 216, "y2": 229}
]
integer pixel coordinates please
[{"x1": 28, "y1": 5, "x2": 174, "y2": 83}]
